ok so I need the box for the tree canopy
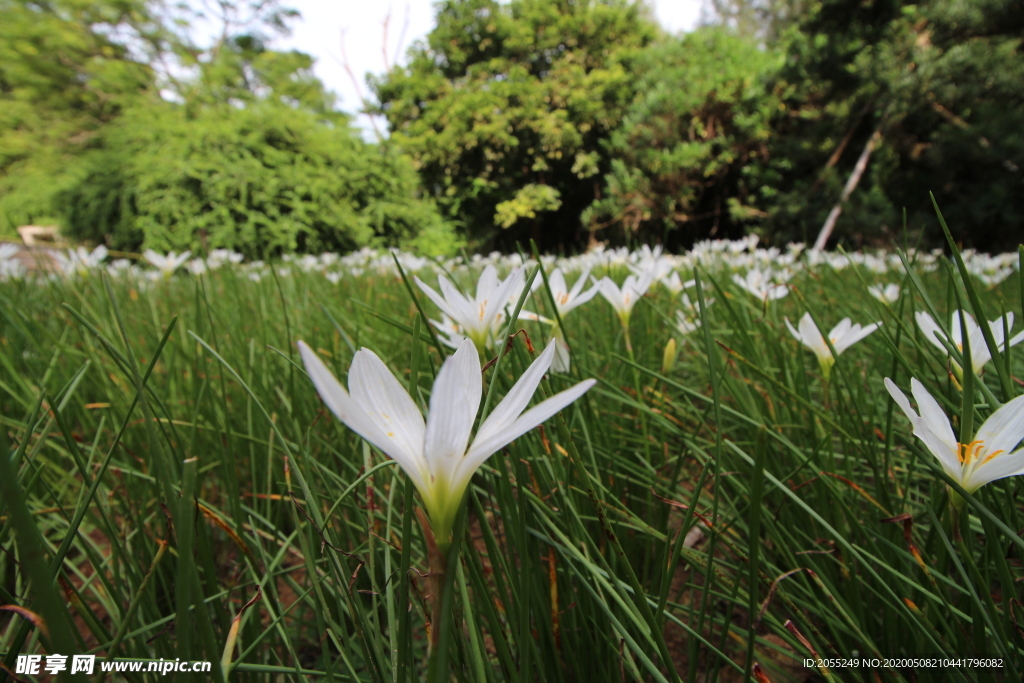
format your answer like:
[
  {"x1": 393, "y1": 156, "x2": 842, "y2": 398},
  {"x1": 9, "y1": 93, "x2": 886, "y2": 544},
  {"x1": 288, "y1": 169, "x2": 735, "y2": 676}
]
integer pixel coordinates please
[
  {"x1": 370, "y1": 0, "x2": 660, "y2": 251},
  {"x1": 2, "y1": 0, "x2": 1020, "y2": 254},
  {"x1": 0, "y1": 0, "x2": 457, "y2": 256}
]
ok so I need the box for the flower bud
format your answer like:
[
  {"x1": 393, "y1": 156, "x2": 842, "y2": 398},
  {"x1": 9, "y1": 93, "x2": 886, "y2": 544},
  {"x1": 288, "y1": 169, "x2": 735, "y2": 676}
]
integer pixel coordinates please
[{"x1": 662, "y1": 338, "x2": 679, "y2": 375}]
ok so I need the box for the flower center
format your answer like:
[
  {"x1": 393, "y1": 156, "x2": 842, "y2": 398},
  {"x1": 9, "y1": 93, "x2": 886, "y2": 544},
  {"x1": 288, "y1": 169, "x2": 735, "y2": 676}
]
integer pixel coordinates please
[
  {"x1": 957, "y1": 439, "x2": 1005, "y2": 465},
  {"x1": 479, "y1": 301, "x2": 487, "y2": 321}
]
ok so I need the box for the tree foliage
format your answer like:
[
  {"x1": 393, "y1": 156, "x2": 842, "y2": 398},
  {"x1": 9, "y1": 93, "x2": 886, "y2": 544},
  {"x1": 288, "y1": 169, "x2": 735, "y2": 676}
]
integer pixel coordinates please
[
  {"x1": 60, "y1": 101, "x2": 455, "y2": 256},
  {"x1": 756, "y1": 0, "x2": 1024, "y2": 249},
  {"x1": 2, "y1": 0, "x2": 1022, "y2": 254},
  {"x1": 584, "y1": 29, "x2": 779, "y2": 246},
  {"x1": 0, "y1": 0, "x2": 455, "y2": 255},
  {"x1": 371, "y1": 0, "x2": 659, "y2": 251}
]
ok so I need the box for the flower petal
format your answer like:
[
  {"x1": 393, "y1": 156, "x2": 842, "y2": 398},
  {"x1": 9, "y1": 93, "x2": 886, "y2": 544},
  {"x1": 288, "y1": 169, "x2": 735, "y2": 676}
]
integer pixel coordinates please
[
  {"x1": 798, "y1": 313, "x2": 829, "y2": 359},
  {"x1": 973, "y1": 393, "x2": 1024, "y2": 457},
  {"x1": 884, "y1": 378, "x2": 918, "y2": 422},
  {"x1": 964, "y1": 447, "x2": 1024, "y2": 491},
  {"x1": 909, "y1": 378, "x2": 960, "y2": 475},
  {"x1": 439, "y1": 275, "x2": 479, "y2": 328},
  {"x1": 784, "y1": 317, "x2": 801, "y2": 342},
  {"x1": 548, "y1": 269, "x2": 568, "y2": 298},
  {"x1": 567, "y1": 267, "x2": 591, "y2": 300},
  {"x1": 561, "y1": 282, "x2": 600, "y2": 316},
  {"x1": 915, "y1": 311, "x2": 947, "y2": 353},
  {"x1": 886, "y1": 378, "x2": 960, "y2": 480},
  {"x1": 347, "y1": 346, "x2": 427, "y2": 473},
  {"x1": 476, "y1": 265, "x2": 499, "y2": 301},
  {"x1": 834, "y1": 322, "x2": 879, "y2": 355},
  {"x1": 471, "y1": 340, "x2": 558, "y2": 451},
  {"x1": 424, "y1": 339, "x2": 482, "y2": 482},
  {"x1": 828, "y1": 318, "x2": 852, "y2": 342},
  {"x1": 298, "y1": 342, "x2": 429, "y2": 490},
  {"x1": 598, "y1": 277, "x2": 625, "y2": 311},
  {"x1": 415, "y1": 275, "x2": 458, "y2": 321},
  {"x1": 461, "y1": 378, "x2": 596, "y2": 479}
]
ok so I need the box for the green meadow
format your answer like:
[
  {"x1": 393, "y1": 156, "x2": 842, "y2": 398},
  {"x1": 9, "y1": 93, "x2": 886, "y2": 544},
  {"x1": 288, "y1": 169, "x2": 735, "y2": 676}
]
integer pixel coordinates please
[{"x1": 2, "y1": 240, "x2": 1023, "y2": 683}]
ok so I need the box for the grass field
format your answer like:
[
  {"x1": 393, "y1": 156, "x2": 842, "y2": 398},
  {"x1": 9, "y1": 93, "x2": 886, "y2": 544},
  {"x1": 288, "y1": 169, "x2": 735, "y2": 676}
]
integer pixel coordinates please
[{"x1": 1, "y1": 235, "x2": 1023, "y2": 682}]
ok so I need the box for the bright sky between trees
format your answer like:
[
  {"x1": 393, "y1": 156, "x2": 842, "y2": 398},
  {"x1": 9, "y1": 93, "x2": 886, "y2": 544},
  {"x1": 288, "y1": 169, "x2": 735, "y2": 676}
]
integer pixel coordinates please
[{"x1": 272, "y1": 0, "x2": 703, "y2": 135}]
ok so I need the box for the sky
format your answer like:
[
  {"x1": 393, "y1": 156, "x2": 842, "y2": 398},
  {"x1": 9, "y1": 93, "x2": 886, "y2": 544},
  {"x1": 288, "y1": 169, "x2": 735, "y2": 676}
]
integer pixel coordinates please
[{"x1": 270, "y1": 0, "x2": 704, "y2": 136}]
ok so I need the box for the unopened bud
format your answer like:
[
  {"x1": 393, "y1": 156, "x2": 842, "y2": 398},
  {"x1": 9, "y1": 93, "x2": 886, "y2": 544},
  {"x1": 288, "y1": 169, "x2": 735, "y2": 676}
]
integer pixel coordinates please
[{"x1": 662, "y1": 338, "x2": 679, "y2": 375}]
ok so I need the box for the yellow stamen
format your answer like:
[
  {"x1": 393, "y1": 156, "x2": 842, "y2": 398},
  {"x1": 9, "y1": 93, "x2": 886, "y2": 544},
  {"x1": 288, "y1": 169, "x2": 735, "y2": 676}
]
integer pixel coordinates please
[
  {"x1": 980, "y1": 449, "x2": 1005, "y2": 465},
  {"x1": 957, "y1": 440, "x2": 987, "y2": 465}
]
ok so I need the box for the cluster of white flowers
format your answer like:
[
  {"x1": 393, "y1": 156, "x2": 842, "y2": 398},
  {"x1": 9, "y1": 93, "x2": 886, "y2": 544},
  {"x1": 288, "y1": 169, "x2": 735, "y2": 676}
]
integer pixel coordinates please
[{"x1": 1, "y1": 238, "x2": 1018, "y2": 290}]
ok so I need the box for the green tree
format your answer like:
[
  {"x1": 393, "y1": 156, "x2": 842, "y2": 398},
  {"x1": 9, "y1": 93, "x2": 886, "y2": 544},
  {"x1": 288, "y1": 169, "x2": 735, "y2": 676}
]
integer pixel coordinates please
[
  {"x1": 0, "y1": 0, "x2": 157, "y2": 233},
  {"x1": 1, "y1": 0, "x2": 456, "y2": 254},
  {"x1": 584, "y1": 28, "x2": 779, "y2": 246},
  {"x1": 370, "y1": 0, "x2": 659, "y2": 251},
  {"x1": 756, "y1": 0, "x2": 1024, "y2": 249},
  {"x1": 61, "y1": 99, "x2": 457, "y2": 256}
]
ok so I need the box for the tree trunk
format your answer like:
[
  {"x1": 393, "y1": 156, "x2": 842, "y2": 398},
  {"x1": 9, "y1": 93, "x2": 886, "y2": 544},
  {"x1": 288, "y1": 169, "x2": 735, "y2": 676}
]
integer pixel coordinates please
[{"x1": 813, "y1": 123, "x2": 884, "y2": 251}]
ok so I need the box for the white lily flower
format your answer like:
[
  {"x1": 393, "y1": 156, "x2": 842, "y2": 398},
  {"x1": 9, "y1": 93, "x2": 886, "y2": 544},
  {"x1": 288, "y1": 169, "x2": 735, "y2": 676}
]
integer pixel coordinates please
[
  {"x1": 527, "y1": 267, "x2": 599, "y2": 319},
  {"x1": 520, "y1": 268, "x2": 598, "y2": 372},
  {"x1": 675, "y1": 294, "x2": 713, "y2": 336},
  {"x1": 0, "y1": 248, "x2": 25, "y2": 281},
  {"x1": 415, "y1": 265, "x2": 525, "y2": 352},
  {"x1": 143, "y1": 250, "x2": 192, "y2": 278},
  {"x1": 0, "y1": 243, "x2": 20, "y2": 263},
  {"x1": 868, "y1": 283, "x2": 900, "y2": 304},
  {"x1": 52, "y1": 245, "x2": 108, "y2": 276},
  {"x1": 915, "y1": 310, "x2": 1024, "y2": 375},
  {"x1": 596, "y1": 271, "x2": 655, "y2": 327},
  {"x1": 431, "y1": 314, "x2": 469, "y2": 350},
  {"x1": 660, "y1": 272, "x2": 696, "y2": 296},
  {"x1": 298, "y1": 338, "x2": 595, "y2": 547},
  {"x1": 72, "y1": 245, "x2": 108, "y2": 270},
  {"x1": 732, "y1": 268, "x2": 790, "y2": 302},
  {"x1": 885, "y1": 378, "x2": 1024, "y2": 494},
  {"x1": 785, "y1": 313, "x2": 879, "y2": 378}
]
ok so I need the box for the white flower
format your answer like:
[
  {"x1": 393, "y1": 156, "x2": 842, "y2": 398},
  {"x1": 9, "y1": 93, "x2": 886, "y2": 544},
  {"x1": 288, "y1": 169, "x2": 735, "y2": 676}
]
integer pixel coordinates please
[
  {"x1": 915, "y1": 311, "x2": 1024, "y2": 375},
  {"x1": 431, "y1": 314, "x2": 469, "y2": 350},
  {"x1": 675, "y1": 294, "x2": 712, "y2": 336},
  {"x1": 885, "y1": 378, "x2": 1024, "y2": 494},
  {"x1": 732, "y1": 268, "x2": 790, "y2": 301},
  {"x1": 207, "y1": 249, "x2": 244, "y2": 268},
  {"x1": 868, "y1": 283, "x2": 900, "y2": 304},
  {"x1": 0, "y1": 258, "x2": 25, "y2": 281},
  {"x1": 527, "y1": 267, "x2": 599, "y2": 319},
  {"x1": 785, "y1": 313, "x2": 879, "y2": 378},
  {"x1": 415, "y1": 265, "x2": 525, "y2": 352},
  {"x1": 298, "y1": 338, "x2": 595, "y2": 546},
  {"x1": 143, "y1": 250, "x2": 192, "y2": 278},
  {"x1": 0, "y1": 243, "x2": 20, "y2": 263},
  {"x1": 660, "y1": 272, "x2": 696, "y2": 296},
  {"x1": 550, "y1": 334, "x2": 571, "y2": 373},
  {"x1": 596, "y1": 271, "x2": 655, "y2": 327},
  {"x1": 53, "y1": 245, "x2": 108, "y2": 276},
  {"x1": 521, "y1": 267, "x2": 598, "y2": 371},
  {"x1": 187, "y1": 259, "x2": 208, "y2": 276}
]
